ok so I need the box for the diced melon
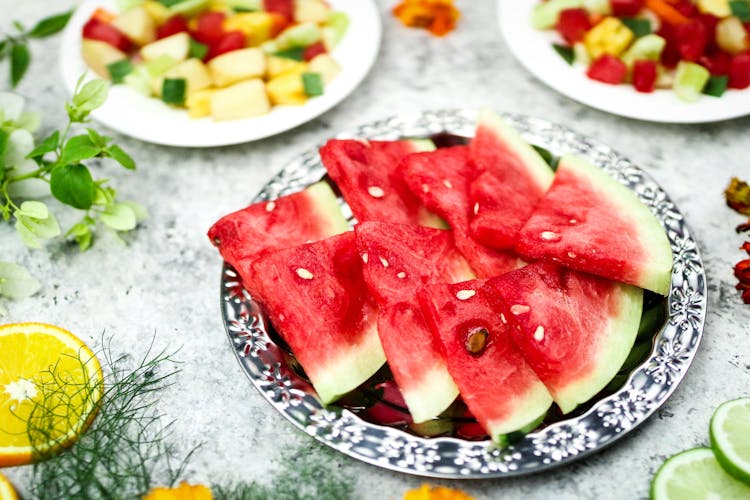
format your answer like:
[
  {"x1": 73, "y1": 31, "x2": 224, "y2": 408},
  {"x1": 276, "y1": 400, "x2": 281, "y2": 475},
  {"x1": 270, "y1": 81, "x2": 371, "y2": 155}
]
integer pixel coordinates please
[
  {"x1": 716, "y1": 16, "x2": 750, "y2": 54},
  {"x1": 530, "y1": 0, "x2": 583, "y2": 29},
  {"x1": 82, "y1": 40, "x2": 127, "y2": 78},
  {"x1": 308, "y1": 53, "x2": 340, "y2": 84},
  {"x1": 168, "y1": 0, "x2": 211, "y2": 17},
  {"x1": 210, "y1": 79, "x2": 270, "y2": 120},
  {"x1": 140, "y1": 32, "x2": 190, "y2": 63},
  {"x1": 266, "y1": 67, "x2": 308, "y2": 105},
  {"x1": 146, "y1": 54, "x2": 179, "y2": 76},
  {"x1": 275, "y1": 22, "x2": 321, "y2": 50},
  {"x1": 186, "y1": 88, "x2": 215, "y2": 118},
  {"x1": 123, "y1": 65, "x2": 152, "y2": 96},
  {"x1": 208, "y1": 48, "x2": 266, "y2": 87},
  {"x1": 223, "y1": 11, "x2": 276, "y2": 46},
  {"x1": 322, "y1": 11, "x2": 349, "y2": 50},
  {"x1": 143, "y1": 0, "x2": 171, "y2": 24},
  {"x1": 621, "y1": 34, "x2": 666, "y2": 67},
  {"x1": 152, "y1": 58, "x2": 213, "y2": 97},
  {"x1": 266, "y1": 55, "x2": 307, "y2": 79},
  {"x1": 112, "y1": 6, "x2": 156, "y2": 46},
  {"x1": 697, "y1": 0, "x2": 731, "y2": 17},
  {"x1": 673, "y1": 61, "x2": 710, "y2": 102},
  {"x1": 295, "y1": 0, "x2": 331, "y2": 23}
]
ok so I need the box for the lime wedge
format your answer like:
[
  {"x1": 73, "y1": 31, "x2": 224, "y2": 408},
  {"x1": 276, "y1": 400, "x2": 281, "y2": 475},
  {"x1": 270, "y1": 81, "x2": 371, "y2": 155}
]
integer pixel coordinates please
[
  {"x1": 650, "y1": 448, "x2": 750, "y2": 499},
  {"x1": 710, "y1": 397, "x2": 750, "y2": 485}
]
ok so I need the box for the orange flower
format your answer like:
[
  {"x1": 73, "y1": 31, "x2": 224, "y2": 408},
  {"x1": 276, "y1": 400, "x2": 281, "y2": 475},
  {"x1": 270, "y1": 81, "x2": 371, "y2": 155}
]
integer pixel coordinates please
[
  {"x1": 393, "y1": 0, "x2": 461, "y2": 37},
  {"x1": 403, "y1": 483, "x2": 475, "y2": 500},
  {"x1": 142, "y1": 482, "x2": 213, "y2": 500}
]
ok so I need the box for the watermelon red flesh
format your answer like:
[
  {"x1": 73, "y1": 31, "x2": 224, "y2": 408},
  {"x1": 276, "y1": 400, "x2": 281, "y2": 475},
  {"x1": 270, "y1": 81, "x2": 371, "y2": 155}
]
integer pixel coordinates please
[
  {"x1": 208, "y1": 181, "x2": 348, "y2": 287},
  {"x1": 484, "y1": 262, "x2": 643, "y2": 414},
  {"x1": 418, "y1": 279, "x2": 552, "y2": 443},
  {"x1": 515, "y1": 155, "x2": 673, "y2": 295},
  {"x1": 402, "y1": 146, "x2": 522, "y2": 278},
  {"x1": 249, "y1": 232, "x2": 385, "y2": 405},
  {"x1": 468, "y1": 109, "x2": 554, "y2": 251},
  {"x1": 318, "y1": 139, "x2": 442, "y2": 227}
]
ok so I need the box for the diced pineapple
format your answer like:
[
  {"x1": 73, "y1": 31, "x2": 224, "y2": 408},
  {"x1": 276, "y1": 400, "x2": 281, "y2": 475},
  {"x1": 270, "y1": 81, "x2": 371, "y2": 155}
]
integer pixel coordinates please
[
  {"x1": 211, "y1": 79, "x2": 271, "y2": 120},
  {"x1": 295, "y1": 0, "x2": 331, "y2": 24},
  {"x1": 266, "y1": 56, "x2": 308, "y2": 79},
  {"x1": 716, "y1": 16, "x2": 750, "y2": 54},
  {"x1": 697, "y1": 0, "x2": 731, "y2": 17},
  {"x1": 112, "y1": 6, "x2": 156, "y2": 46},
  {"x1": 308, "y1": 54, "x2": 340, "y2": 84},
  {"x1": 82, "y1": 40, "x2": 127, "y2": 78},
  {"x1": 143, "y1": 0, "x2": 172, "y2": 24},
  {"x1": 584, "y1": 17, "x2": 634, "y2": 59},
  {"x1": 186, "y1": 88, "x2": 215, "y2": 118},
  {"x1": 223, "y1": 12, "x2": 276, "y2": 47},
  {"x1": 208, "y1": 48, "x2": 266, "y2": 87},
  {"x1": 141, "y1": 32, "x2": 191, "y2": 62},
  {"x1": 152, "y1": 58, "x2": 213, "y2": 96},
  {"x1": 266, "y1": 68, "x2": 308, "y2": 105}
]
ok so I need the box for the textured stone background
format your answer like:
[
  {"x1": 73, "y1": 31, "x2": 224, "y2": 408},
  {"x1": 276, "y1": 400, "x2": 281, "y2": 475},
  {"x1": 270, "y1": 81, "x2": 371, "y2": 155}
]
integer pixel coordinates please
[{"x1": 2, "y1": 1, "x2": 750, "y2": 498}]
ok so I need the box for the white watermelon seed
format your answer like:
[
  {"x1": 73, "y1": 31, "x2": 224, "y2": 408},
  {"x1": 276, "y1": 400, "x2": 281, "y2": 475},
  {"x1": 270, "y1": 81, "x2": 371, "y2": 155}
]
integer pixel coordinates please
[
  {"x1": 265, "y1": 201, "x2": 276, "y2": 212},
  {"x1": 500, "y1": 313, "x2": 507, "y2": 324},
  {"x1": 368, "y1": 186, "x2": 385, "y2": 198},
  {"x1": 473, "y1": 202, "x2": 479, "y2": 215},
  {"x1": 534, "y1": 326, "x2": 545, "y2": 341},
  {"x1": 567, "y1": 252, "x2": 577, "y2": 259},
  {"x1": 354, "y1": 138, "x2": 370, "y2": 146},
  {"x1": 569, "y1": 219, "x2": 578, "y2": 225},
  {"x1": 361, "y1": 252, "x2": 369, "y2": 264},
  {"x1": 397, "y1": 272, "x2": 406, "y2": 279},
  {"x1": 443, "y1": 179, "x2": 453, "y2": 189},
  {"x1": 511, "y1": 304, "x2": 530, "y2": 315},
  {"x1": 421, "y1": 184, "x2": 430, "y2": 193},
  {"x1": 295, "y1": 268, "x2": 314, "y2": 280},
  {"x1": 379, "y1": 256, "x2": 389, "y2": 268},
  {"x1": 540, "y1": 231, "x2": 560, "y2": 241},
  {"x1": 456, "y1": 289, "x2": 476, "y2": 300}
]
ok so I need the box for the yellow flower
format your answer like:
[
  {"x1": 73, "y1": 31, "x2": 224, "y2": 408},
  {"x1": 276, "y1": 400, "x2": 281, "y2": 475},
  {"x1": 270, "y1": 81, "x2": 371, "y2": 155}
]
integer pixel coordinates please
[
  {"x1": 404, "y1": 483, "x2": 475, "y2": 500},
  {"x1": 142, "y1": 482, "x2": 212, "y2": 500}
]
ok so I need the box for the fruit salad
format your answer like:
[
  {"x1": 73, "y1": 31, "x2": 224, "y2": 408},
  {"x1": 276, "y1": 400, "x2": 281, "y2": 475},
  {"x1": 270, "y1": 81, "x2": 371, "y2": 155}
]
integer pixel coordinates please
[
  {"x1": 81, "y1": 0, "x2": 348, "y2": 121},
  {"x1": 532, "y1": 0, "x2": 750, "y2": 101}
]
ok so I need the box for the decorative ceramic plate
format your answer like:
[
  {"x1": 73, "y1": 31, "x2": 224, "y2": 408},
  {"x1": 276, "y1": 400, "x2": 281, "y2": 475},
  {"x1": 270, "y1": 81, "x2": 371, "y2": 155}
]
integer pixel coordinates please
[
  {"x1": 220, "y1": 109, "x2": 706, "y2": 478},
  {"x1": 498, "y1": 0, "x2": 750, "y2": 123},
  {"x1": 59, "y1": 0, "x2": 381, "y2": 147}
]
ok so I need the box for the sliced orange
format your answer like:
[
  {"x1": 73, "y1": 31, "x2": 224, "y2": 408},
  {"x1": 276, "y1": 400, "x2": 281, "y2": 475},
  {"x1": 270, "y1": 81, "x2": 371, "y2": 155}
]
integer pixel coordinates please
[
  {"x1": 0, "y1": 322, "x2": 103, "y2": 466},
  {"x1": 0, "y1": 471, "x2": 18, "y2": 500}
]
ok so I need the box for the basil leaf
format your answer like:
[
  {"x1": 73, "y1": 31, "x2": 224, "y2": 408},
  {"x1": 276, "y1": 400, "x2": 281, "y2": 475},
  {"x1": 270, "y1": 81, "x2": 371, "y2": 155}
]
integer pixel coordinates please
[
  {"x1": 107, "y1": 144, "x2": 136, "y2": 170},
  {"x1": 10, "y1": 43, "x2": 30, "y2": 88},
  {"x1": 86, "y1": 128, "x2": 111, "y2": 148},
  {"x1": 70, "y1": 79, "x2": 109, "y2": 120},
  {"x1": 27, "y1": 10, "x2": 74, "y2": 38},
  {"x1": 27, "y1": 130, "x2": 60, "y2": 159},
  {"x1": 61, "y1": 134, "x2": 101, "y2": 164},
  {"x1": 50, "y1": 164, "x2": 95, "y2": 209}
]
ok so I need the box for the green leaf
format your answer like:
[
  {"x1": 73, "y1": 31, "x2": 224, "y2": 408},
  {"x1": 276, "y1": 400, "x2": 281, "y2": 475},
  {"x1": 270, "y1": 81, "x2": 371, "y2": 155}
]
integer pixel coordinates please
[
  {"x1": 16, "y1": 200, "x2": 49, "y2": 219},
  {"x1": 26, "y1": 10, "x2": 74, "y2": 38},
  {"x1": 99, "y1": 203, "x2": 137, "y2": 231},
  {"x1": 0, "y1": 40, "x2": 8, "y2": 59},
  {"x1": 107, "y1": 144, "x2": 136, "y2": 170},
  {"x1": 0, "y1": 129, "x2": 9, "y2": 158},
  {"x1": 10, "y1": 43, "x2": 30, "y2": 88},
  {"x1": 15, "y1": 219, "x2": 41, "y2": 248},
  {"x1": 86, "y1": 128, "x2": 111, "y2": 148},
  {"x1": 61, "y1": 134, "x2": 101, "y2": 164},
  {"x1": 552, "y1": 43, "x2": 575, "y2": 66},
  {"x1": 93, "y1": 186, "x2": 115, "y2": 206},
  {"x1": 70, "y1": 79, "x2": 109, "y2": 121},
  {"x1": 188, "y1": 38, "x2": 208, "y2": 60},
  {"x1": 121, "y1": 200, "x2": 148, "y2": 222},
  {"x1": 50, "y1": 164, "x2": 95, "y2": 209},
  {"x1": 66, "y1": 222, "x2": 93, "y2": 251},
  {"x1": 0, "y1": 261, "x2": 41, "y2": 299},
  {"x1": 27, "y1": 130, "x2": 60, "y2": 159},
  {"x1": 14, "y1": 208, "x2": 61, "y2": 247}
]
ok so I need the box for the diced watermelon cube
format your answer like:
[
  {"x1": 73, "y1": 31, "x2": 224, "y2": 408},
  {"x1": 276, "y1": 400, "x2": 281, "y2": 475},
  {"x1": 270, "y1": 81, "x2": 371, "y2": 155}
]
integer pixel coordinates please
[
  {"x1": 206, "y1": 31, "x2": 246, "y2": 60},
  {"x1": 701, "y1": 51, "x2": 732, "y2": 76},
  {"x1": 673, "y1": 0, "x2": 698, "y2": 17},
  {"x1": 610, "y1": 0, "x2": 644, "y2": 17},
  {"x1": 303, "y1": 41, "x2": 327, "y2": 61},
  {"x1": 193, "y1": 11, "x2": 225, "y2": 44},
  {"x1": 674, "y1": 19, "x2": 709, "y2": 62},
  {"x1": 156, "y1": 15, "x2": 189, "y2": 40},
  {"x1": 657, "y1": 24, "x2": 681, "y2": 68},
  {"x1": 633, "y1": 59, "x2": 658, "y2": 93},
  {"x1": 556, "y1": 8, "x2": 591, "y2": 45},
  {"x1": 729, "y1": 52, "x2": 750, "y2": 89},
  {"x1": 696, "y1": 14, "x2": 719, "y2": 53},
  {"x1": 82, "y1": 18, "x2": 133, "y2": 52},
  {"x1": 264, "y1": 0, "x2": 294, "y2": 21},
  {"x1": 586, "y1": 54, "x2": 627, "y2": 84}
]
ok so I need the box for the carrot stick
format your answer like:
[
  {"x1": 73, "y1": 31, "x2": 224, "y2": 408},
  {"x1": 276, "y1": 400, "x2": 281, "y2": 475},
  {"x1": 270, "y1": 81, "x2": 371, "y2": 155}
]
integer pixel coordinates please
[{"x1": 645, "y1": 0, "x2": 690, "y2": 25}]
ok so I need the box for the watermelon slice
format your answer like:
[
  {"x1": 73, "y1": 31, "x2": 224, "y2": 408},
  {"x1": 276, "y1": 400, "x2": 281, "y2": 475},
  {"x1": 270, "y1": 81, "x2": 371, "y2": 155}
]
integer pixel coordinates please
[
  {"x1": 249, "y1": 232, "x2": 385, "y2": 405},
  {"x1": 485, "y1": 262, "x2": 643, "y2": 414},
  {"x1": 418, "y1": 279, "x2": 553, "y2": 444},
  {"x1": 515, "y1": 154, "x2": 673, "y2": 295},
  {"x1": 468, "y1": 109, "x2": 554, "y2": 250},
  {"x1": 354, "y1": 222, "x2": 475, "y2": 422},
  {"x1": 402, "y1": 145, "x2": 522, "y2": 277},
  {"x1": 318, "y1": 139, "x2": 443, "y2": 227},
  {"x1": 208, "y1": 181, "x2": 349, "y2": 284}
]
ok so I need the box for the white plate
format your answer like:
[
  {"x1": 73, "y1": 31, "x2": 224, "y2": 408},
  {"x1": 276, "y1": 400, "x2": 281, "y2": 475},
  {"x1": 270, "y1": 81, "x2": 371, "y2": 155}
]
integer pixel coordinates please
[
  {"x1": 60, "y1": 0, "x2": 381, "y2": 146},
  {"x1": 498, "y1": 0, "x2": 750, "y2": 123}
]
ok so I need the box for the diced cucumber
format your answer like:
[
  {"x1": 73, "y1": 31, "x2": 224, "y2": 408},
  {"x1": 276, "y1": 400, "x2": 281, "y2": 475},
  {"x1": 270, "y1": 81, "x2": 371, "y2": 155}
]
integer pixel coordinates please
[
  {"x1": 302, "y1": 72, "x2": 324, "y2": 96},
  {"x1": 107, "y1": 59, "x2": 134, "y2": 84},
  {"x1": 731, "y1": 1, "x2": 750, "y2": 21},
  {"x1": 553, "y1": 44, "x2": 575, "y2": 65},
  {"x1": 621, "y1": 18, "x2": 652, "y2": 38},
  {"x1": 275, "y1": 22, "x2": 321, "y2": 50},
  {"x1": 275, "y1": 47, "x2": 305, "y2": 61},
  {"x1": 703, "y1": 75, "x2": 729, "y2": 97},
  {"x1": 157, "y1": 0, "x2": 184, "y2": 6},
  {"x1": 117, "y1": 0, "x2": 145, "y2": 11},
  {"x1": 673, "y1": 61, "x2": 710, "y2": 102},
  {"x1": 583, "y1": 0, "x2": 611, "y2": 14},
  {"x1": 189, "y1": 38, "x2": 208, "y2": 60},
  {"x1": 146, "y1": 54, "x2": 178, "y2": 76},
  {"x1": 162, "y1": 78, "x2": 187, "y2": 105},
  {"x1": 322, "y1": 11, "x2": 349, "y2": 48},
  {"x1": 227, "y1": 0, "x2": 261, "y2": 11},
  {"x1": 621, "y1": 34, "x2": 666, "y2": 67},
  {"x1": 123, "y1": 65, "x2": 152, "y2": 96},
  {"x1": 530, "y1": 0, "x2": 583, "y2": 29},
  {"x1": 168, "y1": 0, "x2": 210, "y2": 16}
]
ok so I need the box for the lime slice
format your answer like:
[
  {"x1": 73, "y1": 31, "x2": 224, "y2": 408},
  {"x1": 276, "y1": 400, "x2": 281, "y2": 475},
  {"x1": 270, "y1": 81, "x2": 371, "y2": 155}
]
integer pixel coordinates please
[
  {"x1": 651, "y1": 448, "x2": 750, "y2": 499},
  {"x1": 710, "y1": 397, "x2": 750, "y2": 485}
]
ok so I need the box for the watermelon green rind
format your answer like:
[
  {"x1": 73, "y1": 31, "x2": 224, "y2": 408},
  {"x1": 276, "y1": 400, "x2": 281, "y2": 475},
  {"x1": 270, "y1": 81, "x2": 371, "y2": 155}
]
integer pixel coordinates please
[
  {"x1": 516, "y1": 155, "x2": 673, "y2": 295},
  {"x1": 402, "y1": 359, "x2": 460, "y2": 424},
  {"x1": 553, "y1": 282, "x2": 643, "y2": 413}
]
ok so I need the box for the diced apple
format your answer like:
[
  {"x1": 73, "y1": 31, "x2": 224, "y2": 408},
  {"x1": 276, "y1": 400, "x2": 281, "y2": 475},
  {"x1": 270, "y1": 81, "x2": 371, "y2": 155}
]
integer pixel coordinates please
[
  {"x1": 186, "y1": 88, "x2": 215, "y2": 118},
  {"x1": 697, "y1": 0, "x2": 731, "y2": 17},
  {"x1": 266, "y1": 55, "x2": 307, "y2": 79},
  {"x1": 112, "y1": 6, "x2": 156, "y2": 46},
  {"x1": 210, "y1": 79, "x2": 271, "y2": 120},
  {"x1": 208, "y1": 48, "x2": 266, "y2": 87},
  {"x1": 152, "y1": 58, "x2": 213, "y2": 96},
  {"x1": 294, "y1": 0, "x2": 331, "y2": 24},
  {"x1": 140, "y1": 32, "x2": 190, "y2": 62},
  {"x1": 142, "y1": 0, "x2": 172, "y2": 24},
  {"x1": 223, "y1": 12, "x2": 276, "y2": 46},
  {"x1": 266, "y1": 67, "x2": 308, "y2": 105},
  {"x1": 716, "y1": 16, "x2": 750, "y2": 55},
  {"x1": 82, "y1": 39, "x2": 127, "y2": 78},
  {"x1": 308, "y1": 53, "x2": 340, "y2": 84}
]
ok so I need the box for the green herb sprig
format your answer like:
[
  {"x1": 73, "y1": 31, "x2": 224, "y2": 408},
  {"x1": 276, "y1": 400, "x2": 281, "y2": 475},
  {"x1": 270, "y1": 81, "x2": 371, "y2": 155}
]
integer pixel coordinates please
[{"x1": 0, "y1": 10, "x2": 73, "y2": 87}]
